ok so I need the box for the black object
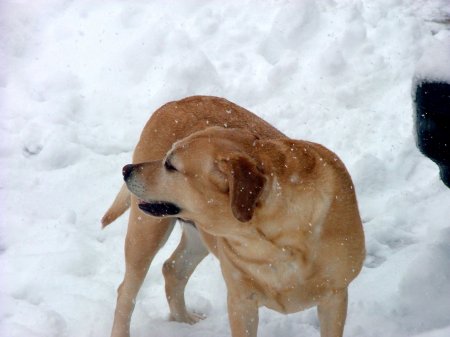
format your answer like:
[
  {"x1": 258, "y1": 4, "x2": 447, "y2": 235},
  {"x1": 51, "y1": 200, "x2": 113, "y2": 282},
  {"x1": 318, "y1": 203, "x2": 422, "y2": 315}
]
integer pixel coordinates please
[{"x1": 414, "y1": 81, "x2": 450, "y2": 187}]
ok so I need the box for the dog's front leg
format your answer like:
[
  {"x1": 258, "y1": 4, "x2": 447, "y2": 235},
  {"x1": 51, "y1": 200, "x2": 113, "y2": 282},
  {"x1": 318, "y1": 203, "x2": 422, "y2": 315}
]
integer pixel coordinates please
[
  {"x1": 317, "y1": 288, "x2": 348, "y2": 337},
  {"x1": 227, "y1": 290, "x2": 259, "y2": 337}
]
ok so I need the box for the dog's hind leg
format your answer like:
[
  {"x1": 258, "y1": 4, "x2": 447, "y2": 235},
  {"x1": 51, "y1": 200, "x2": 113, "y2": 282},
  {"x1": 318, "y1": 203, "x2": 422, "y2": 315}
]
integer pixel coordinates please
[
  {"x1": 162, "y1": 222, "x2": 209, "y2": 324},
  {"x1": 111, "y1": 199, "x2": 176, "y2": 337}
]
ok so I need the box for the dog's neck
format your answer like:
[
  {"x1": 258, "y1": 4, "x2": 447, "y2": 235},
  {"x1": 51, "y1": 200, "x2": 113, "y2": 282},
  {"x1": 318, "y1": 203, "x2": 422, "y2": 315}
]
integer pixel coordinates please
[
  {"x1": 198, "y1": 138, "x2": 335, "y2": 280},
  {"x1": 220, "y1": 138, "x2": 335, "y2": 263}
]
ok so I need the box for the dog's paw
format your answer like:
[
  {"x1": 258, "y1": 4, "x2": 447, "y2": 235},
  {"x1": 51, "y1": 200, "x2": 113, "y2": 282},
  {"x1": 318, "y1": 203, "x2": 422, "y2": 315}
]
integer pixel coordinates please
[{"x1": 169, "y1": 311, "x2": 206, "y2": 325}]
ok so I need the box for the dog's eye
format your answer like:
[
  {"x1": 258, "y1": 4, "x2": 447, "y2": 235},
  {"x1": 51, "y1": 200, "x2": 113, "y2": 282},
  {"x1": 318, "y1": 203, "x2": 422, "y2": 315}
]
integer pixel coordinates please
[{"x1": 164, "y1": 159, "x2": 177, "y2": 172}]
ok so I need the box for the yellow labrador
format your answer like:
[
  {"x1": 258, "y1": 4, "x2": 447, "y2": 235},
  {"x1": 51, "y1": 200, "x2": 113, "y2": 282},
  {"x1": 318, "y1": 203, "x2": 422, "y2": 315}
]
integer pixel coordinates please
[{"x1": 102, "y1": 96, "x2": 365, "y2": 337}]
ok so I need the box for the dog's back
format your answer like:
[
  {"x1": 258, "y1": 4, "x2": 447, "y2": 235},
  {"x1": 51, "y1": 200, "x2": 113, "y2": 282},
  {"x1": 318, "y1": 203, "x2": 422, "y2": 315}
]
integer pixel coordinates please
[{"x1": 134, "y1": 96, "x2": 285, "y2": 163}]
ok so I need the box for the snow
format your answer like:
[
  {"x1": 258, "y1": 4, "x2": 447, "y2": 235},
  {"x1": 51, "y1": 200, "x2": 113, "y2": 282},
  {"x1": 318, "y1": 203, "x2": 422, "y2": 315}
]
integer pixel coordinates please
[
  {"x1": 1, "y1": 0, "x2": 450, "y2": 336},
  {"x1": 413, "y1": 31, "x2": 450, "y2": 86}
]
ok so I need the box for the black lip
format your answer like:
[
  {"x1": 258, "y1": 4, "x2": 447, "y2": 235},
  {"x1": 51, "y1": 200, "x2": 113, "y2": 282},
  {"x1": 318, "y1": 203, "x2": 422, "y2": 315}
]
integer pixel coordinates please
[{"x1": 138, "y1": 201, "x2": 181, "y2": 217}]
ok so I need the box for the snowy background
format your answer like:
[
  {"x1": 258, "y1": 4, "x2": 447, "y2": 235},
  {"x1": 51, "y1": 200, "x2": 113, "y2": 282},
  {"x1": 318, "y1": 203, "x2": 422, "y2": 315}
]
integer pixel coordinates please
[{"x1": 1, "y1": 0, "x2": 450, "y2": 336}]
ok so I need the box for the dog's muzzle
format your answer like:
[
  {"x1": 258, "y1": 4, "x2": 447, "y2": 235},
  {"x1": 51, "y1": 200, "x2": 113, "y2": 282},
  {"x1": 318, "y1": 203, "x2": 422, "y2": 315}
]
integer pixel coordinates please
[
  {"x1": 123, "y1": 164, "x2": 135, "y2": 181},
  {"x1": 138, "y1": 201, "x2": 181, "y2": 217}
]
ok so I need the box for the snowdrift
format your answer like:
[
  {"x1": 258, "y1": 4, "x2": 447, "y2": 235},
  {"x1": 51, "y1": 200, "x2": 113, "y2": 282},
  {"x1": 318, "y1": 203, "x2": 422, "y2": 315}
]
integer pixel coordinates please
[{"x1": 1, "y1": 0, "x2": 450, "y2": 336}]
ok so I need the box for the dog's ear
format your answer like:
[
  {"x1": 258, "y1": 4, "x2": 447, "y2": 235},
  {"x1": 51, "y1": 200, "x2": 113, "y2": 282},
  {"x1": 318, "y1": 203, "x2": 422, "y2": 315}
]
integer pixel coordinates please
[{"x1": 218, "y1": 154, "x2": 266, "y2": 222}]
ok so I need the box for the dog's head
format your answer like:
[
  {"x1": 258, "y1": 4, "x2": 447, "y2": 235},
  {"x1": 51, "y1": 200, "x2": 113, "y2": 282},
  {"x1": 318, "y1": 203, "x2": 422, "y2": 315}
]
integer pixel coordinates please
[{"x1": 123, "y1": 127, "x2": 266, "y2": 234}]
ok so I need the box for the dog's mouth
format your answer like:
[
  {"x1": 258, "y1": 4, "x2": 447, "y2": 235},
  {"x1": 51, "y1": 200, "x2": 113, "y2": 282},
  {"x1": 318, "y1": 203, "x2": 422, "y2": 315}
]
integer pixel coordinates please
[{"x1": 138, "y1": 200, "x2": 181, "y2": 217}]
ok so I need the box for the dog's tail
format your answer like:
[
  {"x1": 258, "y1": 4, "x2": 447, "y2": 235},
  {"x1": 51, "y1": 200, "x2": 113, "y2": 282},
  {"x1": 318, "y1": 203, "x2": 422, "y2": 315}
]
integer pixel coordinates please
[{"x1": 101, "y1": 183, "x2": 131, "y2": 228}]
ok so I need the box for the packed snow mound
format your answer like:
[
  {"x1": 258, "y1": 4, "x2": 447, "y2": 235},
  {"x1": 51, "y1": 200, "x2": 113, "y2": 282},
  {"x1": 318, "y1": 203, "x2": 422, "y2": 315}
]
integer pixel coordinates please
[
  {"x1": 398, "y1": 228, "x2": 450, "y2": 331},
  {"x1": 1, "y1": 0, "x2": 450, "y2": 337},
  {"x1": 414, "y1": 31, "x2": 450, "y2": 85}
]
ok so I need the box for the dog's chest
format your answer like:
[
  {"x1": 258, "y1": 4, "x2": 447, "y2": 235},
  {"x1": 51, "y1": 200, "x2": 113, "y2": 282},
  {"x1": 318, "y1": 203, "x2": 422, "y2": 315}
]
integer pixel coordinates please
[
  {"x1": 223, "y1": 241, "x2": 320, "y2": 306},
  {"x1": 219, "y1": 225, "x2": 332, "y2": 313},
  {"x1": 252, "y1": 253, "x2": 336, "y2": 313},
  {"x1": 247, "y1": 253, "x2": 308, "y2": 290}
]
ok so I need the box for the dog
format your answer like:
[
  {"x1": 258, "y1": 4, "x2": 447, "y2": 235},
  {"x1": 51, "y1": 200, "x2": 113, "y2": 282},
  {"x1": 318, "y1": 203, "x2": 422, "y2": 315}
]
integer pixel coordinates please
[{"x1": 102, "y1": 95, "x2": 365, "y2": 337}]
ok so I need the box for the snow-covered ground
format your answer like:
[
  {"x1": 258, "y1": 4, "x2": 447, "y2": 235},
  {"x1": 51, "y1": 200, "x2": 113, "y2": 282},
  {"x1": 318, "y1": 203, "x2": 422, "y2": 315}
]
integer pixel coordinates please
[{"x1": 1, "y1": 0, "x2": 450, "y2": 336}]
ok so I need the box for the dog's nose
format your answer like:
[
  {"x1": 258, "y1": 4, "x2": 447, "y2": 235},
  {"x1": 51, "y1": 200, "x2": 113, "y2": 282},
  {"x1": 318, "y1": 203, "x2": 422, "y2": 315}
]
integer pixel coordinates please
[{"x1": 122, "y1": 164, "x2": 135, "y2": 181}]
